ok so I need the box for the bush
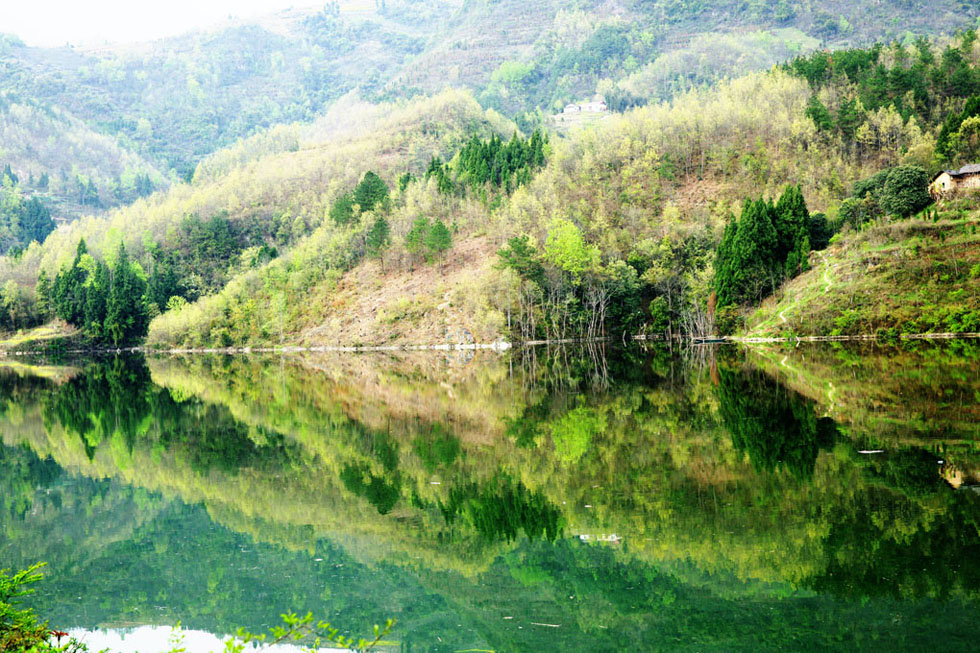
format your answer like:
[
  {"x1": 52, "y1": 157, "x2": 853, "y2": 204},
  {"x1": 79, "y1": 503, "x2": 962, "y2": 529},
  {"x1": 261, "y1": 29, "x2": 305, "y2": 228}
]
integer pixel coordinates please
[
  {"x1": 807, "y1": 212, "x2": 835, "y2": 250},
  {"x1": 715, "y1": 305, "x2": 743, "y2": 336},
  {"x1": 881, "y1": 165, "x2": 931, "y2": 218},
  {"x1": 838, "y1": 197, "x2": 875, "y2": 230}
]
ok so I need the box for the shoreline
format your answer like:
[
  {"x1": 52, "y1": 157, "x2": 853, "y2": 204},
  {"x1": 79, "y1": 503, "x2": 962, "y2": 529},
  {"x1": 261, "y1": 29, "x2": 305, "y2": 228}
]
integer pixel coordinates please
[{"x1": 2, "y1": 332, "x2": 979, "y2": 357}]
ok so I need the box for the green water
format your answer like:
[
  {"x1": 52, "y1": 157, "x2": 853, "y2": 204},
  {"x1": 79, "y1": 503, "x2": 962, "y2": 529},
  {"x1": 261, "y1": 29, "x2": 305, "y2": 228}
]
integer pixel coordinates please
[{"x1": 2, "y1": 341, "x2": 980, "y2": 652}]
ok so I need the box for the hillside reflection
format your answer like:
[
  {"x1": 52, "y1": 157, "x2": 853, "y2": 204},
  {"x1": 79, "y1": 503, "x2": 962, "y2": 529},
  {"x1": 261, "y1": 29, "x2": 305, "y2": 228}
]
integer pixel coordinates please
[{"x1": 1, "y1": 341, "x2": 979, "y2": 651}]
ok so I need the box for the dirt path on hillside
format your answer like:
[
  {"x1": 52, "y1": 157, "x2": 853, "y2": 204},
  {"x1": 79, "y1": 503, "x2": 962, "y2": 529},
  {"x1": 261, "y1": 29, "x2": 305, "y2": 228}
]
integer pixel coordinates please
[{"x1": 817, "y1": 249, "x2": 834, "y2": 293}]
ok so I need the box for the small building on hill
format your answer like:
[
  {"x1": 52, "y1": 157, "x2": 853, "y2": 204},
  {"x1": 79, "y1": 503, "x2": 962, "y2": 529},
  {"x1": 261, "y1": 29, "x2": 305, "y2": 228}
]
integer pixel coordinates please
[
  {"x1": 582, "y1": 96, "x2": 607, "y2": 112},
  {"x1": 562, "y1": 96, "x2": 607, "y2": 114},
  {"x1": 930, "y1": 164, "x2": 980, "y2": 197}
]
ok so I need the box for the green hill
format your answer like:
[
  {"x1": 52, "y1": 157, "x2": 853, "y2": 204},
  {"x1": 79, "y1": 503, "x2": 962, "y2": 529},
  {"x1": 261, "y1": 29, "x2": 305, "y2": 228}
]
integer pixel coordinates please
[
  {"x1": 0, "y1": 92, "x2": 165, "y2": 221},
  {"x1": 744, "y1": 205, "x2": 980, "y2": 339},
  {"x1": 2, "y1": 0, "x2": 978, "y2": 182},
  {"x1": 2, "y1": 22, "x2": 980, "y2": 346}
]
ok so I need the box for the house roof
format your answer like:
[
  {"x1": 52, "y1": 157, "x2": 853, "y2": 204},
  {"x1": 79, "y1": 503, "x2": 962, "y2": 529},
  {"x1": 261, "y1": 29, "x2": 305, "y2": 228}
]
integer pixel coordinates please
[
  {"x1": 950, "y1": 163, "x2": 980, "y2": 176},
  {"x1": 932, "y1": 164, "x2": 980, "y2": 182}
]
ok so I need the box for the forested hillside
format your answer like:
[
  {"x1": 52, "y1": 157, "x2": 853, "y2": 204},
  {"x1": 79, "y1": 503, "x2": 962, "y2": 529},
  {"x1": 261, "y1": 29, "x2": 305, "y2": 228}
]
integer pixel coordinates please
[
  {"x1": 0, "y1": 92, "x2": 165, "y2": 220},
  {"x1": 1, "y1": 11, "x2": 980, "y2": 346},
  {"x1": 2, "y1": 0, "x2": 977, "y2": 183},
  {"x1": 149, "y1": 29, "x2": 980, "y2": 347}
]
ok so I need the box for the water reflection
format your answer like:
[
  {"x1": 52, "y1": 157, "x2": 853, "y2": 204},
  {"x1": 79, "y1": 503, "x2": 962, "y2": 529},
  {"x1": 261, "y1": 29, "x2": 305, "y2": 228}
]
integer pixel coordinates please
[
  {"x1": 717, "y1": 365, "x2": 831, "y2": 479},
  {"x1": 0, "y1": 341, "x2": 978, "y2": 651}
]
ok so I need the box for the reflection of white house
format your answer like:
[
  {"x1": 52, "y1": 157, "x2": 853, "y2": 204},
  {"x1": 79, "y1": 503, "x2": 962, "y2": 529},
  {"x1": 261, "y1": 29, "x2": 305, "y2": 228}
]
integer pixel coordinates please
[
  {"x1": 578, "y1": 533, "x2": 621, "y2": 543},
  {"x1": 931, "y1": 163, "x2": 980, "y2": 197}
]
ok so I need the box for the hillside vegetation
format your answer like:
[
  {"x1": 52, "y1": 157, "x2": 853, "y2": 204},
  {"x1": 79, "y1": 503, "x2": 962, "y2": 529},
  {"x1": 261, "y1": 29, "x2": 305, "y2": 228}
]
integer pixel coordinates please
[
  {"x1": 2, "y1": 0, "x2": 978, "y2": 183},
  {"x1": 1, "y1": 28, "x2": 980, "y2": 346},
  {"x1": 148, "y1": 37, "x2": 968, "y2": 348},
  {"x1": 0, "y1": 93, "x2": 165, "y2": 220},
  {"x1": 745, "y1": 203, "x2": 980, "y2": 339}
]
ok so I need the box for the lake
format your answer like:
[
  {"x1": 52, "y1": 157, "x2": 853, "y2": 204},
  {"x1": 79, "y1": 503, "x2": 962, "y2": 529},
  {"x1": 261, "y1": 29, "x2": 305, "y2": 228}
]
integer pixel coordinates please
[{"x1": 2, "y1": 341, "x2": 980, "y2": 652}]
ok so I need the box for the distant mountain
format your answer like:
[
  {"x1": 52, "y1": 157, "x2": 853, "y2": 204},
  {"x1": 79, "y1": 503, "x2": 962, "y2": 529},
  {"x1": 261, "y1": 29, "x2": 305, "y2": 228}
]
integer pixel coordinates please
[
  {"x1": 0, "y1": 91, "x2": 165, "y2": 222},
  {"x1": 2, "y1": 0, "x2": 978, "y2": 185}
]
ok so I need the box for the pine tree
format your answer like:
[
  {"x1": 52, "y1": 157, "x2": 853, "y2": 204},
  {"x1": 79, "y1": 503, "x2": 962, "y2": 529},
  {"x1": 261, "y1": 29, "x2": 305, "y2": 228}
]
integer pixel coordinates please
[
  {"x1": 805, "y1": 95, "x2": 834, "y2": 132},
  {"x1": 104, "y1": 244, "x2": 149, "y2": 346},
  {"x1": 405, "y1": 217, "x2": 430, "y2": 260},
  {"x1": 774, "y1": 185, "x2": 809, "y2": 264},
  {"x1": 83, "y1": 261, "x2": 110, "y2": 339},
  {"x1": 18, "y1": 197, "x2": 54, "y2": 245},
  {"x1": 329, "y1": 192, "x2": 355, "y2": 225},
  {"x1": 713, "y1": 218, "x2": 739, "y2": 307},
  {"x1": 35, "y1": 270, "x2": 52, "y2": 319},
  {"x1": 353, "y1": 171, "x2": 390, "y2": 213},
  {"x1": 714, "y1": 199, "x2": 779, "y2": 306},
  {"x1": 53, "y1": 240, "x2": 90, "y2": 326},
  {"x1": 424, "y1": 219, "x2": 452, "y2": 260},
  {"x1": 365, "y1": 216, "x2": 390, "y2": 272}
]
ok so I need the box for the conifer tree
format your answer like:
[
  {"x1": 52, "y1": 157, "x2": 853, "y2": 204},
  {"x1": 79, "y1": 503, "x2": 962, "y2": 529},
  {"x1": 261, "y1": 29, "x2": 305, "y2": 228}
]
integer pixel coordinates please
[
  {"x1": 353, "y1": 171, "x2": 390, "y2": 213},
  {"x1": 774, "y1": 185, "x2": 809, "y2": 262},
  {"x1": 714, "y1": 199, "x2": 779, "y2": 306},
  {"x1": 329, "y1": 192, "x2": 355, "y2": 225},
  {"x1": 104, "y1": 244, "x2": 149, "y2": 346},
  {"x1": 424, "y1": 219, "x2": 452, "y2": 260},
  {"x1": 35, "y1": 270, "x2": 52, "y2": 319},
  {"x1": 83, "y1": 261, "x2": 110, "y2": 339},
  {"x1": 53, "y1": 239, "x2": 90, "y2": 326},
  {"x1": 365, "y1": 216, "x2": 391, "y2": 271}
]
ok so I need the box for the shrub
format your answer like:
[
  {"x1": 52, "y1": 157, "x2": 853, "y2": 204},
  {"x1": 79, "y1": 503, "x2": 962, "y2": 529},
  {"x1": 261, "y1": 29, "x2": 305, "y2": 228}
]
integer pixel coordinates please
[
  {"x1": 881, "y1": 165, "x2": 932, "y2": 218},
  {"x1": 715, "y1": 305, "x2": 743, "y2": 336}
]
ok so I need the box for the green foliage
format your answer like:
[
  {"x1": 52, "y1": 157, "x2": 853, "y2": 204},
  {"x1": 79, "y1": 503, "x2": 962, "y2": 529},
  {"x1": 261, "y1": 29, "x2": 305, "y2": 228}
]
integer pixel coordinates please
[
  {"x1": 329, "y1": 192, "x2": 356, "y2": 226},
  {"x1": 147, "y1": 212, "x2": 271, "y2": 305},
  {"x1": 223, "y1": 611, "x2": 395, "y2": 653},
  {"x1": 805, "y1": 95, "x2": 833, "y2": 131},
  {"x1": 496, "y1": 235, "x2": 545, "y2": 286},
  {"x1": 404, "y1": 217, "x2": 452, "y2": 263},
  {"x1": 788, "y1": 34, "x2": 980, "y2": 137},
  {"x1": 648, "y1": 295, "x2": 671, "y2": 334},
  {"x1": 52, "y1": 241, "x2": 149, "y2": 345},
  {"x1": 424, "y1": 131, "x2": 547, "y2": 200},
  {"x1": 715, "y1": 185, "x2": 814, "y2": 306},
  {"x1": 0, "y1": 181, "x2": 55, "y2": 256},
  {"x1": 543, "y1": 219, "x2": 598, "y2": 279},
  {"x1": 837, "y1": 196, "x2": 876, "y2": 230},
  {"x1": 938, "y1": 95, "x2": 980, "y2": 161},
  {"x1": 104, "y1": 245, "x2": 150, "y2": 346},
  {"x1": 807, "y1": 213, "x2": 834, "y2": 250},
  {"x1": 423, "y1": 220, "x2": 452, "y2": 258},
  {"x1": 849, "y1": 165, "x2": 932, "y2": 219},
  {"x1": 424, "y1": 157, "x2": 454, "y2": 195},
  {"x1": 352, "y1": 171, "x2": 390, "y2": 214},
  {"x1": 881, "y1": 165, "x2": 932, "y2": 217},
  {"x1": 453, "y1": 131, "x2": 547, "y2": 194},
  {"x1": 1, "y1": 563, "x2": 85, "y2": 652},
  {"x1": 365, "y1": 216, "x2": 391, "y2": 267},
  {"x1": 332, "y1": 172, "x2": 390, "y2": 226}
]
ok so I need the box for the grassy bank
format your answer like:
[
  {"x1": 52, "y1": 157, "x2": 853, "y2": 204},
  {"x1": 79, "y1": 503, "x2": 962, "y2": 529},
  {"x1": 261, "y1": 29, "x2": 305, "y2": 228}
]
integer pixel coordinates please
[{"x1": 745, "y1": 202, "x2": 980, "y2": 339}]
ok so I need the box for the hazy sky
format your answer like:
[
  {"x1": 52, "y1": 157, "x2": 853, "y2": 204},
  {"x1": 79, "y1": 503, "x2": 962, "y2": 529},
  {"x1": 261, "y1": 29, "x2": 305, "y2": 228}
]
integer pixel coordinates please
[{"x1": 4, "y1": 1, "x2": 318, "y2": 47}]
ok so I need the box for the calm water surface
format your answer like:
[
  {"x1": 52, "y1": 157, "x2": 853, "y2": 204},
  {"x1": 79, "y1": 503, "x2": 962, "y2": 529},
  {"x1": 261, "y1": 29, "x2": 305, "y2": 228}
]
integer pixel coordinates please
[{"x1": 2, "y1": 342, "x2": 979, "y2": 652}]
